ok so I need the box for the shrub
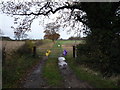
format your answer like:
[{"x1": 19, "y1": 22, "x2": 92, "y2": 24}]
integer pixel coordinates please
[
  {"x1": 76, "y1": 42, "x2": 120, "y2": 77},
  {"x1": 17, "y1": 40, "x2": 35, "y2": 55}
]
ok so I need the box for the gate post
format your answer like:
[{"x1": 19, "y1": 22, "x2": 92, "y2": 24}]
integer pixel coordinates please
[
  {"x1": 33, "y1": 46, "x2": 36, "y2": 57},
  {"x1": 73, "y1": 45, "x2": 75, "y2": 58}
]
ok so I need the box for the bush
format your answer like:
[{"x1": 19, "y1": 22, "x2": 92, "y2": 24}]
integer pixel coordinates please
[
  {"x1": 2, "y1": 52, "x2": 40, "y2": 88},
  {"x1": 76, "y1": 41, "x2": 120, "y2": 77},
  {"x1": 76, "y1": 44, "x2": 92, "y2": 64},
  {"x1": 17, "y1": 40, "x2": 35, "y2": 55}
]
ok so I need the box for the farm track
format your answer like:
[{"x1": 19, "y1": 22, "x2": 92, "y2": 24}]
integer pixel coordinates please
[
  {"x1": 59, "y1": 65, "x2": 93, "y2": 88},
  {"x1": 21, "y1": 42, "x2": 93, "y2": 88},
  {"x1": 59, "y1": 43, "x2": 93, "y2": 88},
  {"x1": 22, "y1": 56, "x2": 49, "y2": 88}
]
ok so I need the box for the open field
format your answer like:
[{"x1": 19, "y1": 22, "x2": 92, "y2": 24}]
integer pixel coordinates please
[
  {"x1": 58, "y1": 40, "x2": 85, "y2": 55},
  {"x1": 58, "y1": 40, "x2": 85, "y2": 46},
  {"x1": 1, "y1": 41, "x2": 25, "y2": 53},
  {"x1": 1, "y1": 41, "x2": 25, "y2": 61},
  {"x1": 36, "y1": 39, "x2": 54, "y2": 56}
]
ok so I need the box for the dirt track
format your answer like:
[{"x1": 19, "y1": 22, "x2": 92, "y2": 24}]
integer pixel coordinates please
[
  {"x1": 60, "y1": 45, "x2": 92, "y2": 88},
  {"x1": 59, "y1": 66, "x2": 93, "y2": 88},
  {"x1": 21, "y1": 55, "x2": 93, "y2": 88},
  {"x1": 22, "y1": 56, "x2": 48, "y2": 88}
]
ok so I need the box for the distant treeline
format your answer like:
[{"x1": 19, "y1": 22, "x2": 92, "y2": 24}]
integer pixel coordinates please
[
  {"x1": 1, "y1": 36, "x2": 13, "y2": 41},
  {"x1": 1, "y1": 36, "x2": 43, "y2": 41},
  {"x1": 1, "y1": 36, "x2": 86, "y2": 41},
  {"x1": 68, "y1": 37, "x2": 86, "y2": 40}
]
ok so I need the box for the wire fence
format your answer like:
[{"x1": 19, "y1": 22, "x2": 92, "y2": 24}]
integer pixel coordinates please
[{"x1": 36, "y1": 46, "x2": 77, "y2": 58}]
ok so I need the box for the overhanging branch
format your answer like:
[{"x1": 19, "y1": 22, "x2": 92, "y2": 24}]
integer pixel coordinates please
[{"x1": 13, "y1": 3, "x2": 82, "y2": 16}]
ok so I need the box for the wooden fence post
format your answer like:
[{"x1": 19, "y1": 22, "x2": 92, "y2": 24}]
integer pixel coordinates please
[
  {"x1": 73, "y1": 45, "x2": 75, "y2": 58},
  {"x1": 2, "y1": 47, "x2": 6, "y2": 66},
  {"x1": 33, "y1": 46, "x2": 36, "y2": 57}
]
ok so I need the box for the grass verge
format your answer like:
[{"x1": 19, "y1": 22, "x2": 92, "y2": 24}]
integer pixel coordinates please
[
  {"x1": 42, "y1": 41, "x2": 64, "y2": 87},
  {"x1": 2, "y1": 54, "x2": 40, "y2": 88},
  {"x1": 66, "y1": 54, "x2": 119, "y2": 88},
  {"x1": 59, "y1": 40, "x2": 119, "y2": 88}
]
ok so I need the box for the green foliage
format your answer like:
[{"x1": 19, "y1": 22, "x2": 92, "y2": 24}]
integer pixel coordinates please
[
  {"x1": 17, "y1": 40, "x2": 35, "y2": 55},
  {"x1": 68, "y1": 37, "x2": 84, "y2": 40},
  {"x1": 42, "y1": 57, "x2": 63, "y2": 87},
  {"x1": 66, "y1": 55, "x2": 118, "y2": 88},
  {"x1": 81, "y1": 2, "x2": 119, "y2": 30},
  {"x1": 42, "y1": 41, "x2": 64, "y2": 87},
  {"x1": 76, "y1": 41, "x2": 120, "y2": 76},
  {"x1": 2, "y1": 53, "x2": 40, "y2": 88},
  {"x1": 2, "y1": 39, "x2": 53, "y2": 88},
  {"x1": 76, "y1": 2, "x2": 120, "y2": 76}
]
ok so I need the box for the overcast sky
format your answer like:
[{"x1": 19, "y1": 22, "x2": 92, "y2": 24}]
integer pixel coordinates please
[
  {"x1": 0, "y1": 13, "x2": 83, "y2": 39},
  {"x1": 0, "y1": 0, "x2": 86, "y2": 40}
]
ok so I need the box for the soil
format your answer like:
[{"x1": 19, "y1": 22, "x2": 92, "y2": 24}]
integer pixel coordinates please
[{"x1": 21, "y1": 56, "x2": 49, "y2": 88}]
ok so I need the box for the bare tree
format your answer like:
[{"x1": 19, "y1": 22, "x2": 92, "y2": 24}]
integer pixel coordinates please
[
  {"x1": 0, "y1": 1, "x2": 86, "y2": 37},
  {"x1": 11, "y1": 16, "x2": 36, "y2": 40}
]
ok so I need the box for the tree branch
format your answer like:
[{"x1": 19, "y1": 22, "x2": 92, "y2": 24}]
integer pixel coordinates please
[{"x1": 13, "y1": 3, "x2": 82, "y2": 16}]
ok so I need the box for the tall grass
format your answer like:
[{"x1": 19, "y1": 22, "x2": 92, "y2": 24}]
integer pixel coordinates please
[
  {"x1": 2, "y1": 54, "x2": 40, "y2": 88},
  {"x1": 2, "y1": 40, "x2": 40, "y2": 88},
  {"x1": 66, "y1": 54, "x2": 118, "y2": 88}
]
